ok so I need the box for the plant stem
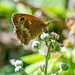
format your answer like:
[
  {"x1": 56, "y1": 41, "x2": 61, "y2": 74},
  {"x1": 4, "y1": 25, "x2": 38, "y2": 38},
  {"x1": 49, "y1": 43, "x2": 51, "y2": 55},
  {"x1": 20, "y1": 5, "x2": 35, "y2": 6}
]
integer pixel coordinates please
[
  {"x1": 20, "y1": 69, "x2": 28, "y2": 75},
  {"x1": 24, "y1": 71, "x2": 28, "y2": 75},
  {"x1": 45, "y1": 44, "x2": 51, "y2": 75}
]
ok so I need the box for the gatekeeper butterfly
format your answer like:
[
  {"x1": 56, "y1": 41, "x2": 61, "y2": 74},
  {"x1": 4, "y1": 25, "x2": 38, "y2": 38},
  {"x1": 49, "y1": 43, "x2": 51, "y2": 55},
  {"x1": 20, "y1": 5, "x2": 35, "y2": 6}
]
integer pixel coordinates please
[{"x1": 12, "y1": 13, "x2": 47, "y2": 44}]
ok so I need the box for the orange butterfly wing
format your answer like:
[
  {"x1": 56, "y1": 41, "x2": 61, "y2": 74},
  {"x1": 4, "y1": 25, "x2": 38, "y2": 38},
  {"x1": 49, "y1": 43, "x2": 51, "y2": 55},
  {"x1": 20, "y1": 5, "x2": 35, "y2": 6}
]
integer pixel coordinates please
[{"x1": 12, "y1": 13, "x2": 47, "y2": 44}]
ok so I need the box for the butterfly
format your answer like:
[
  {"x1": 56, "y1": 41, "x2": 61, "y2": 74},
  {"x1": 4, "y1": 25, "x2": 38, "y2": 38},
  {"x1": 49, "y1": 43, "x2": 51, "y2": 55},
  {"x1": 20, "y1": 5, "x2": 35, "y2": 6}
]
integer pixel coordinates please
[{"x1": 12, "y1": 13, "x2": 47, "y2": 44}]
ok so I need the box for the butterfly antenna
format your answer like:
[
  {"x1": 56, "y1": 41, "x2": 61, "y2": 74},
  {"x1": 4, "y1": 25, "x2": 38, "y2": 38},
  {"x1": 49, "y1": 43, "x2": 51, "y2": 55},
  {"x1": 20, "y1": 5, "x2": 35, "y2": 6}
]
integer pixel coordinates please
[
  {"x1": 45, "y1": 19, "x2": 60, "y2": 33},
  {"x1": 45, "y1": 19, "x2": 60, "y2": 25}
]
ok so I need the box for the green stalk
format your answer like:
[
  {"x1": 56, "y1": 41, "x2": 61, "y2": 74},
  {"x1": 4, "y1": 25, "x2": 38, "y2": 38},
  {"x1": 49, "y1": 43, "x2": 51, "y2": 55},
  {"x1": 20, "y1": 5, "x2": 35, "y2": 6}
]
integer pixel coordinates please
[
  {"x1": 23, "y1": 71, "x2": 28, "y2": 75},
  {"x1": 45, "y1": 43, "x2": 51, "y2": 75},
  {"x1": 20, "y1": 69, "x2": 28, "y2": 75}
]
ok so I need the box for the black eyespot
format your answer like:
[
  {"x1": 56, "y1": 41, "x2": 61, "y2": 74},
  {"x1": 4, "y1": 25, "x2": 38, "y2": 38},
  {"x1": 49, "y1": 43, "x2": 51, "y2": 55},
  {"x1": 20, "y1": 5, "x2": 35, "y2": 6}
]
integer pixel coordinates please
[{"x1": 20, "y1": 17, "x2": 24, "y2": 21}]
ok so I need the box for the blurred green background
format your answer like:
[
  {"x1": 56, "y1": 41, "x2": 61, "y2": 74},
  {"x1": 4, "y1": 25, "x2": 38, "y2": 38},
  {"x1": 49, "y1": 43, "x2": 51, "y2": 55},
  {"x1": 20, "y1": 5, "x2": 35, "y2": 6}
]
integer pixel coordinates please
[{"x1": 0, "y1": 0, "x2": 75, "y2": 75}]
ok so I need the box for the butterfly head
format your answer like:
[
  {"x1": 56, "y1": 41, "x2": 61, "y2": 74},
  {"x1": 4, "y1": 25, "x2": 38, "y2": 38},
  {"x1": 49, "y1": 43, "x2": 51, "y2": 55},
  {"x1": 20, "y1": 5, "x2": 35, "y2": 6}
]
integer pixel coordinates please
[{"x1": 12, "y1": 13, "x2": 26, "y2": 26}]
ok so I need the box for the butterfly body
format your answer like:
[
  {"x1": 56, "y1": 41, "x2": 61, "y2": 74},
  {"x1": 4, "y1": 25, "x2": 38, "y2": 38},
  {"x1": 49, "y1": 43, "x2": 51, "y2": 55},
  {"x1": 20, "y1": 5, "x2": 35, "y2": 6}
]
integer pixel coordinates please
[{"x1": 12, "y1": 13, "x2": 47, "y2": 44}]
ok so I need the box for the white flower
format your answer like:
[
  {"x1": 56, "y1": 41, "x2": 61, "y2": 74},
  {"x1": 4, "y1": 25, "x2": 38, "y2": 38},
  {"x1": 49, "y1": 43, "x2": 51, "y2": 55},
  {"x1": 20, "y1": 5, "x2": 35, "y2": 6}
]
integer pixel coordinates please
[
  {"x1": 41, "y1": 33, "x2": 49, "y2": 41},
  {"x1": 38, "y1": 62, "x2": 45, "y2": 72},
  {"x1": 9, "y1": 59, "x2": 16, "y2": 65},
  {"x1": 15, "y1": 66, "x2": 22, "y2": 72},
  {"x1": 32, "y1": 41, "x2": 40, "y2": 49},
  {"x1": 38, "y1": 62, "x2": 45, "y2": 68},
  {"x1": 15, "y1": 60, "x2": 23, "y2": 67}
]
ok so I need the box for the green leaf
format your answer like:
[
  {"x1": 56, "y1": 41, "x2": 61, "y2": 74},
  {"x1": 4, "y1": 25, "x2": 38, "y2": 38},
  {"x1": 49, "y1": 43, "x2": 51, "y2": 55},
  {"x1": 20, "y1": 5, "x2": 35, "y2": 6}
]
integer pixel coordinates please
[
  {"x1": 20, "y1": 53, "x2": 45, "y2": 64},
  {"x1": 0, "y1": 65, "x2": 19, "y2": 75},
  {"x1": 25, "y1": 62, "x2": 39, "y2": 74},
  {"x1": 25, "y1": 58, "x2": 58, "y2": 75},
  {"x1": 0, "y1": 5, "x2": 16, "y2": 19},
  {"x1": 42, "y1": 0, "x2": 67, "y2": 10},
  {"x1": 40, "y1": 0, "x2": 67, "y2": 20},
  {"x1": 25, "y1": 62, "x2": 45, "y2": 75},
  {"x1": 41, "y1": 7, "x2": 66, "y2": 21}
]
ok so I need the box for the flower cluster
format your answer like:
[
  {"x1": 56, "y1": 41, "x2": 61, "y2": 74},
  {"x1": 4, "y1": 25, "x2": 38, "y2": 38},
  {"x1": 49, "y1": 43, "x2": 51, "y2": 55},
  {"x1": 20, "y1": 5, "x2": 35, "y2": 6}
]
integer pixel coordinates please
[
  {"x1": 32, "y1": 32, "x2": 61, "y2": 74},
  {"x1": 14, "y1": 60, "x2": 23, "y2": 72},
  {"x1": 49, "y1": 32, "x2": 59, "y2": 40},
  {"x1": 31, "y1": 32, "x2": 69, "y2": 75},
  {"x1": 38, "y1": 62, "x2": 45, "y2": 73}
]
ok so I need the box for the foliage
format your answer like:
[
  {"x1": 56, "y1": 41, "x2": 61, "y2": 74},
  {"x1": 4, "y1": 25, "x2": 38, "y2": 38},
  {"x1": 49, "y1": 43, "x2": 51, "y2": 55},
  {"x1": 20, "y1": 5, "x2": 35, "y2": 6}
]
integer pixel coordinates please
[
  {"x1": 0, "y1": 65, "x2": 19, "y2": 75},
  {"x1": 20, "y1": 53, "x2": 45, "y2": 64}
]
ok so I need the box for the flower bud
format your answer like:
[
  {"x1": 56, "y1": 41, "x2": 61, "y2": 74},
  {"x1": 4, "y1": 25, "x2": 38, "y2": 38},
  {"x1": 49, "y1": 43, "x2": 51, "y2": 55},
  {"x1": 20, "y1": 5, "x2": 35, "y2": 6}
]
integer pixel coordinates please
[
  {"x1": 15, "y1": 60, "x2": 23, "y2": 67},
  {"x1": 59, "y1": 63, "x2": 69, "y2": 71},
  {"x1": 32, "y1": 41, "x2": 40, "y2": 49},
  {"x1": 38, "y1": 62, "x2": 45, "y2": 72},
  {"x1": 49, "y1": 32, "x2": 59, "y2": 40},
  {"x1": 41, "y1": 33, "x2": 49, "y2": 41}
]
